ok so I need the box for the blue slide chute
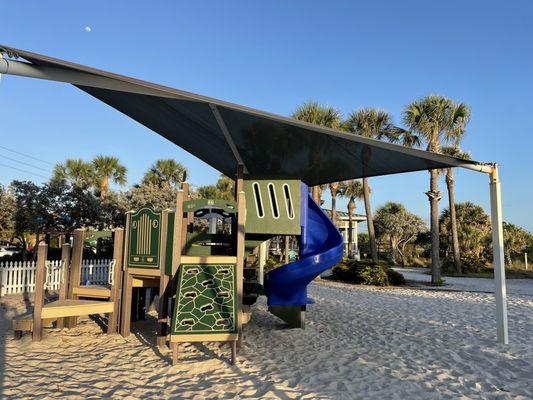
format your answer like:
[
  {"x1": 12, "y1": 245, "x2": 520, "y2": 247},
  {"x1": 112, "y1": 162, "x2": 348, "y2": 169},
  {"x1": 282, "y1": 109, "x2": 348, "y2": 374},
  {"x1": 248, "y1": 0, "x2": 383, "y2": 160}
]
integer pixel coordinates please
[{"x1": 264, "y1": 184, "x2": 343, "y2": 309}]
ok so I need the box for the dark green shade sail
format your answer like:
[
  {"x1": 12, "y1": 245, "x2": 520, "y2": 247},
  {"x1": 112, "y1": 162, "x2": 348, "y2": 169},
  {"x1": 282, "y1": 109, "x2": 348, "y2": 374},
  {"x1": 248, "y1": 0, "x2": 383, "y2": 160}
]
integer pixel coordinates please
[{"x1": 0, "y1": 44, "x2": 478, "y2": 185}]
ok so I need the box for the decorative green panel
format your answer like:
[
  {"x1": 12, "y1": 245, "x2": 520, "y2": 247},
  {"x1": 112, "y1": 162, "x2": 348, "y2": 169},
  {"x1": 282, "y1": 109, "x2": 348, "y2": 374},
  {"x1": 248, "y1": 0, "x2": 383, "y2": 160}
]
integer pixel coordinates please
[
  {"x1": 165, "y1": 211, "x2": 175, "y2": 276},
  {"x1": 243, "y1": 180, "x2": 301, "y2": 235},
  {"x1": 183, "y1": 199, "x2": 237, "y2": 214},
  {"x1": 127, "y1": 206, "x2": 162, "y2": 269},
  {"x1": 172, "y1": 264, "x2": 237, "y2": 335}
]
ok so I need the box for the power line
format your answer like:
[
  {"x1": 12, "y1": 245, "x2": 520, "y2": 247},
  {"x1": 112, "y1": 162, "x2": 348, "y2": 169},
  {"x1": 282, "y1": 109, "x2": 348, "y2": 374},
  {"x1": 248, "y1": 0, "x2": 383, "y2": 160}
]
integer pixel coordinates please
[
  {"x1": 0, "y1": 145, "x2": 55, "y2": 166},
  {"x1": 0, "y1": 154, "x2": 52, "y2": 174},
  {"x1": 0, "y1": 162, "x2": 50, "y2": 180}
]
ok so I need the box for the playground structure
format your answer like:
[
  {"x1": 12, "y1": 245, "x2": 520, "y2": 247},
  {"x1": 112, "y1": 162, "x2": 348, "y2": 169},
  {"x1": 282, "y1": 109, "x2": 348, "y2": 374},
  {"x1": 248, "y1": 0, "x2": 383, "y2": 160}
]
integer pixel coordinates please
[
  {"x1": 0, "y1": 44, "x2": 510, "y2": 347},
  {"x1": 13, "y1": 176, "x2": 343, "y2": 364}
]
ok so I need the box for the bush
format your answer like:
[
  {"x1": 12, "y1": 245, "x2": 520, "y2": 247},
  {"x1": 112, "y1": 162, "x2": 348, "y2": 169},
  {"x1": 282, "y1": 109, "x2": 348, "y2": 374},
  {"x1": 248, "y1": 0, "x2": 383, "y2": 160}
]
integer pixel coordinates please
[
  {"x1": 330, "y1": 259, "x2": 405, "y2": 287},
  {"x1": 442, "y1": 253, "x2": 488, "y2": 274}
]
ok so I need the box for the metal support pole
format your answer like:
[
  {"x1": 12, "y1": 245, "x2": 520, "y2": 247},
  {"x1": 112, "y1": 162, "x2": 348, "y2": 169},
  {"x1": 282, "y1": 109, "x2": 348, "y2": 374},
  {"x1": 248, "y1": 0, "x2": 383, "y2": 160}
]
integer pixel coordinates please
[{"x1": 489, "y1": 165, "x2": 508, "y2": 344}]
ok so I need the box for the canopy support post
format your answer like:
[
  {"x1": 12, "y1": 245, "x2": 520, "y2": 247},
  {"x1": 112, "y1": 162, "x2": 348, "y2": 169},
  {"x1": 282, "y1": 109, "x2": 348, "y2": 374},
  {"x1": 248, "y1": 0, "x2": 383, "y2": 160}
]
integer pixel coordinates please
[
  {"x1": 209, "y1": 103, "x2": 248, "y2": 174},
  {"x1": 489, "y1": 165, "x2": 508, "y2": 344}
]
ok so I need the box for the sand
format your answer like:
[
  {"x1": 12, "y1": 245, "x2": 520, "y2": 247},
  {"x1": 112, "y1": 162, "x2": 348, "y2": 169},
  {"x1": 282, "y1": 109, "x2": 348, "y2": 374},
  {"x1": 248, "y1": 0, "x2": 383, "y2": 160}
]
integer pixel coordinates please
[{"x1": 1, "y1": 281, "x2": 533, "y2": 399}]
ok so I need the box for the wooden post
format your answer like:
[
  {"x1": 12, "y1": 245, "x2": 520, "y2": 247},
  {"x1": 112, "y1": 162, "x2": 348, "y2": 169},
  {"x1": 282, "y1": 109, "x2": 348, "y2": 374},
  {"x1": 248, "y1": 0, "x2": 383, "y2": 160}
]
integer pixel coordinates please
[
  {"x1": 172, "y1": 190, "x2": 185, "y2": 276},
  {"x1": 525, "y1": 253, "x2": 528, "y2": 271},
  {"x1": 56, "y1": 243, "x2": 71, "y2": 329},
  {"x1": 66, "y1": 228, "x2": 84, "y2": 328},
  {"x1": 231, "y1": 340, "x2": 237, "y2": 365},
  {"x1": 235, "y1": 165, "x2": 244, "y2": 199},
  {"x1": 120, "y1": 212, "x2": 132, "y2": 337},
  {"x1": 108, "y1": 228, "x2": 124, "y2": 334},
  {"x1": 172, "y1": 343, "x2": 179, "y2": 365},
  {"x1": 32, "y1": 242, "x2": 48, "y2": 341},
  {"x1": 236, "y1": 190, "x2": 246, "y2": 352},
  {"x1": 157, "y1": 210, "x2": 170, "y2": 348},
  {"x1": 181, "y1": 182, "x2": 190, "y2": 246}
]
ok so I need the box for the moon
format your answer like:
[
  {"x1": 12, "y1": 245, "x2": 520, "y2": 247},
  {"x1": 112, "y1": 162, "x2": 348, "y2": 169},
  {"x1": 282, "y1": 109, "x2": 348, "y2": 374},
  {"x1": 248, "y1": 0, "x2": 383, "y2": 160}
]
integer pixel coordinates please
[{"x1": 84, "y1": 26, "x2": 92, "y2": 32}]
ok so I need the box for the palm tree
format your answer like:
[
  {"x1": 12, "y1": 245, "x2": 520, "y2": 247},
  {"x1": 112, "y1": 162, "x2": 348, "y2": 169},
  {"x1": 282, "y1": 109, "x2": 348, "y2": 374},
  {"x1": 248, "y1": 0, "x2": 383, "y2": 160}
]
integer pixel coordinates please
[
  {"x1": 441, "y1": 146, "x2": 471, "y2": 274},
  {"x1": 92, "y1": 155, "x2": 127, "y2": 197},
  {"x1": 52, "y1": 159, "x2": 93, "y2": 189},
  {"x1": 403, "y1": 95, "x2": 470, "y2": 283},
  {"x1": 142, "y1": 159, "x2": 188, "y2": 188},
  {"x1": 344, "y1": 108, "x2": 396, "y2": 263},
  {"x1": 329, "y1": 181, "x2": 344, "y2": 225},
  {"x1": 339, "y1": 180, "x2": 364, "y2": 258},
  {"x1": 292, "y1": 101, "x2": 341, "y2": 203}
]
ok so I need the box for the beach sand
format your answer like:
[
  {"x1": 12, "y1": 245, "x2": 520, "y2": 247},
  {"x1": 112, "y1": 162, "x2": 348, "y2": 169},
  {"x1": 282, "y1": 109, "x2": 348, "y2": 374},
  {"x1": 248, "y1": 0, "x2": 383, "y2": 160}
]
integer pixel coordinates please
[{"x1": 1, "y1": 281, "x2": 532, "y2": 399}]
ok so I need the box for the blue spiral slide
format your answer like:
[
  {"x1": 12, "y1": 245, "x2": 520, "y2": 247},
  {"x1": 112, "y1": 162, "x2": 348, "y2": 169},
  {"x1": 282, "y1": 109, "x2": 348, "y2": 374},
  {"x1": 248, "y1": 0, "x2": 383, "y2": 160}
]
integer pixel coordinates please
[{"x1": 264, "y1": 186, "x2": 343, "y2": 328}]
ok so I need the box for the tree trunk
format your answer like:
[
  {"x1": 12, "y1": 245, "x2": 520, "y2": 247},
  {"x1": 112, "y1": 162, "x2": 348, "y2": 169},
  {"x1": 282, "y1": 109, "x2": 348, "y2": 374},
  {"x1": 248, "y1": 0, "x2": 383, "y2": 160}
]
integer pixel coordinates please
[
  {"x1": 363, "y1": 178, "x2": 378, "y2": 263},
  {"x1": 427, "y1": 169, "x2": 442, "y2": 283},
  {"x1": 100, "y1": 176, "x2": 110, "y2": 198},
  {"x1": 331, "y1": 191, "x2": 337, "y2": 225},
  {"x1": 389, "y1": 237, "x2": 397, "y2": 265},
  {"x1": 312, "y1": 186, "x2": 320, "y2": 204},
  {"x1": 446, "y1": 169, "x2": 462, "y2": 274},
  {"x1": 347, "y1": 199, "x2": 354, "y2": 258}
]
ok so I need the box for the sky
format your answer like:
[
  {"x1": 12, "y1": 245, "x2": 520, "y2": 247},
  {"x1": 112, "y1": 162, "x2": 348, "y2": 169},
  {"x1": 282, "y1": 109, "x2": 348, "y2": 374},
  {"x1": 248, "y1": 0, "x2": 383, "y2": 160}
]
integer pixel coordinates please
[{"x1": 1, "y1": 1, "x2": 532, "y2": 230}]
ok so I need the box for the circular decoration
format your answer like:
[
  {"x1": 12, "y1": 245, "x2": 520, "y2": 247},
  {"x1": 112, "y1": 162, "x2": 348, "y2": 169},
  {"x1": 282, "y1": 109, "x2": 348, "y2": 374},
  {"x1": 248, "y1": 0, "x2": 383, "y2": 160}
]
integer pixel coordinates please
[
  {"x1": 132, "y1": 221, "x2": 138, "y2": 229},
  {"x1": 152, "y1": 220, "x2": 159, "y2": 229}
]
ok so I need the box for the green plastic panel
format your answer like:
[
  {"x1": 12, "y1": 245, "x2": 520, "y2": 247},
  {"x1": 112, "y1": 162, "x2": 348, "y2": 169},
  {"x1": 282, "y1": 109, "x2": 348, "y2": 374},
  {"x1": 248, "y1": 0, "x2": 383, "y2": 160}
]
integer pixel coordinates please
[
  {"x1": 243, "y1": 180, "x2": 301, "y2": 235},
  {"x1": 127, "y1": 206, "x2": 163, "y2": 269},
  {"x1": 183, "y1": 199, "x2": 237, "y2": 214},
  {"x1": 165, "y1": 211, "x2": 175, "y2": 276},
  {"x1": 172, "y1": 264, "x2": 238, "y2": 335}
]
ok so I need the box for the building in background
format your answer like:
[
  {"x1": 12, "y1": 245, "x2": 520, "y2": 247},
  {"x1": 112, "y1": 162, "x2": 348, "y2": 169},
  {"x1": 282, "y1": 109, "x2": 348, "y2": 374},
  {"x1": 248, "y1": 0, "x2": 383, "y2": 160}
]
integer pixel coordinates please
[{"x1": 323, "y1": 209, "x2": 366, "y2": 259}]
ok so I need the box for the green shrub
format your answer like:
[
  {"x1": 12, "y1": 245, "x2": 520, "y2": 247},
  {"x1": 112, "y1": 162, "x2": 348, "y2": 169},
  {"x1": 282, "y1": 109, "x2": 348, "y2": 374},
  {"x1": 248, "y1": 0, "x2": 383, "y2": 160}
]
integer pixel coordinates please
[{"x1": 330, "y1": 258, "x2": 405, "y2": 287}]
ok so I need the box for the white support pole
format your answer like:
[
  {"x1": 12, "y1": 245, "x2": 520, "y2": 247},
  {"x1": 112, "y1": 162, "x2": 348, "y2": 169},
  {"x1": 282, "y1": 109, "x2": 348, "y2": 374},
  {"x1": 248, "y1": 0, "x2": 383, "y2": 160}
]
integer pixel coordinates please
[{"x1": 489, "y1": 165, "x2": 508, "y2": 344}]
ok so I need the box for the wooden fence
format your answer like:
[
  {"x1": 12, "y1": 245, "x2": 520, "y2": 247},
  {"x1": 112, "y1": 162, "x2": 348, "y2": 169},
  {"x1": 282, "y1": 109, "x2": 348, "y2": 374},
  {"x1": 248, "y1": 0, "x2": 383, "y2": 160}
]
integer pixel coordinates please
[{"x1": 0, "y1": 259, "x2": 113, "y2": 296}]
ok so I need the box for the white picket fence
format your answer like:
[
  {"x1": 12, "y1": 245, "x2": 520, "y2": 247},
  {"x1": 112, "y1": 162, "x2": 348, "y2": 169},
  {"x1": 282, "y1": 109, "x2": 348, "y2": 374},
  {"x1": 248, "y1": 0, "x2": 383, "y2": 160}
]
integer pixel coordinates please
[{"x1": 0, "y1": 259, "x2": 113, "y2": 296}]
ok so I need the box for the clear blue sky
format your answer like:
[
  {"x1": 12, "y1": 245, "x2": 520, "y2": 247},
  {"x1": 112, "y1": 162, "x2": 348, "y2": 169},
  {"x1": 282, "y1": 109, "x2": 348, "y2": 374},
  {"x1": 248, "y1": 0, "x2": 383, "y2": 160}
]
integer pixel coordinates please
[{"x1": 1, "y1": 1, "x2": 532, "y2": 230}]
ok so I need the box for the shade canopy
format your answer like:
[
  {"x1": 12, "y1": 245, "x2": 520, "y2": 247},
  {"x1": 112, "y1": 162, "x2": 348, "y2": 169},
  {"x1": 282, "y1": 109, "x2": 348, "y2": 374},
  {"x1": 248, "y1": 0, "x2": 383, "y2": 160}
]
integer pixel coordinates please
[{"x1": 0, "y1": 45, "x2": 478, "y2": 185}]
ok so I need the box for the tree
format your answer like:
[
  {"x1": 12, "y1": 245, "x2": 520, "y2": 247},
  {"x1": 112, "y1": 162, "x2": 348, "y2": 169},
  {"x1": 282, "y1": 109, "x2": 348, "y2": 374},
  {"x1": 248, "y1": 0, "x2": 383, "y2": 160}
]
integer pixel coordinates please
[
  {"x1": 126, "y1": 183, "x2": 178, "y2": 211},
  {"x1": 292, "y1": 101, "x2": 341, "y2": 203},
  {"x1": 403, "y1": 95, "x2": 470, "y2": 283},
  {"x1": 197, "y1": 174, "x2": 235, "y2": 201},
  {"x1": 142, "y1": 159, "x2": 187, "y2": 189},
  {"x1": 374, "y1": 202, "x2": 427, "y2": 265},
  {"x1": 441, "y1": 147, "x2": 471, "y2": 274},
  {"x1": 344, "y1": 108, "x2": 397, "y2": 263},
  {"x1": 440, "y1": 202, "x2": 491, "y2": 272},
  {"x1": 52, "y1": 158, "x2": 94, "y2": 189},
  {"x1": 328, "y1": 181, "x2": 344, "y2": 225},
  {"x1": 92, "y1": 155, "x2": 127, "y2": 197},
  {"x1": 0, "y1": 185, "x2": 16, "y2": 242},
  {"x1": 503, "y1": 223, "x2": 531, "y2": 267},
  {"x1": 339, "y1": 180, "x2": 364, "y2": 257},
  {"x1": 10, "y1": 181, "x2": 43, "y2": 257}
]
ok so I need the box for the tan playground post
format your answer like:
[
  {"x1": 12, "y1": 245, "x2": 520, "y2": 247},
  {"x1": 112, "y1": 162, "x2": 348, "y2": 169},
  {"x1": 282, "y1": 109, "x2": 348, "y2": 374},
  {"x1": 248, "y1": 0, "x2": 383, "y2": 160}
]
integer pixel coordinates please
[
  {"x1": 56, "y1": 243, "x2": 71, "y2": 329},
  {"x1": 66, "y1": 228, "x2": 84, "y2": 328},
  {"x1": 120, "y1": 212, "x2": 133, "y2": 337},
  {"x1": 156, "y1": 210, "x2": 170, "y2": 347},
  {"x1": 32, "y1": 242, "x2": 48, "y2": 342},
  {"x1": 170, "y1": 189, "x2": 185, "y2": 364},
  {"x1": 108, "y1": 228, "x2": 124, "y2": 334}
]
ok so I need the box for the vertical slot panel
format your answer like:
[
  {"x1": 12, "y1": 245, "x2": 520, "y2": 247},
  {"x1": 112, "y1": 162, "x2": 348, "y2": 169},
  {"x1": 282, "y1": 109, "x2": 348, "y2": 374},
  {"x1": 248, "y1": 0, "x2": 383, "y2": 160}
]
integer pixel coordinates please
[
  {"x1": 283, "y1": 184, "x2": 295, "y2": 219},
  {"x1": 268, "y1": 183, "x2": 280, "y2": 219},
  {"x1": 253, "y1": 182, "x2": 265, "y2": 218}
]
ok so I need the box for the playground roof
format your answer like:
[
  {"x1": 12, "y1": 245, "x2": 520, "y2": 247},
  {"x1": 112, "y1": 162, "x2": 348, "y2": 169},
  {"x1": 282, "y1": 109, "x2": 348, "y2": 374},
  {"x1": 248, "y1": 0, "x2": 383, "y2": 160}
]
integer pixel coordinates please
[{"x1": 0, "y1": 45, "x2": 479, "y2": 185}]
